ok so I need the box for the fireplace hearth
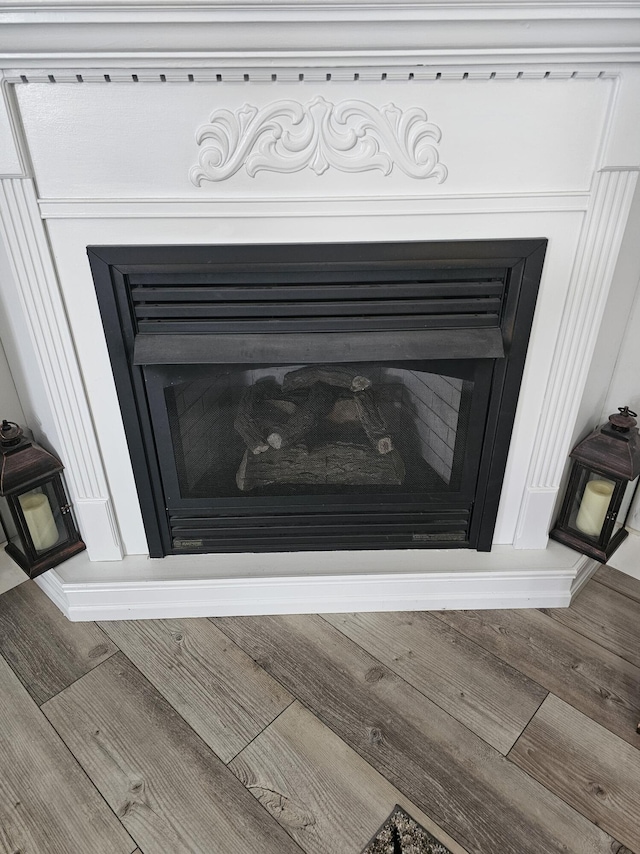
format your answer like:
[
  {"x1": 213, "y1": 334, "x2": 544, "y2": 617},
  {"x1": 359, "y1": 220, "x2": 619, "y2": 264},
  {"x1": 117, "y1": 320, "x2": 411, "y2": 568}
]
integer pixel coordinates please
[{"x1": 89, "y1": 239, "x2": 545, "y2": 557}]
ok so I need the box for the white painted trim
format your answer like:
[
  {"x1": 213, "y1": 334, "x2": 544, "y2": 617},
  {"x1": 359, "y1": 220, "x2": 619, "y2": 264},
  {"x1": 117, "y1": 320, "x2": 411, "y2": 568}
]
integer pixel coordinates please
[
  {"x1": 5, "y1": 67, "x2": 620, "y2": 84},
  {"x1": 2, "y1": 4, "x2": 640, "y2": 29},
  {"x1": 0, "y1": 78, "x2": 27, "y2": 177},
  {"x1": 4, "y1": 56, "x2": 640, "y2": 70},
  {"x1": 0, "y1": 178, "x2": 124, "y2": 560},
  {"x1": 569, "y1": 555, "x2": 600, "y2": 597},
  {"x1": 514, "y1": 486, "x2": 560, "y2": 550},
  {"x1": 3, "y1": 3, "x2": 640, "y2": 67},
  {"x1": 33, "y1": 543, "x2": 594, "y2": 621},
  {"x1": 514, "y1": 167, "x2": 640, "y2": 549},
  {"x1": 35, "y1": 566, "x2": 580, "y2": 621},
  {"x1": 36, "y1": 192, "x2": 592, "y2": 219},
  {"x1": 34, "y1": 567, "x2": 70, "y2": 615},
  {"x1": 532, "y1": 168, "x2": 640, "y2": 488},
  {"x1": 5, "y1": 2, "x2": 640, "y2": 15}
]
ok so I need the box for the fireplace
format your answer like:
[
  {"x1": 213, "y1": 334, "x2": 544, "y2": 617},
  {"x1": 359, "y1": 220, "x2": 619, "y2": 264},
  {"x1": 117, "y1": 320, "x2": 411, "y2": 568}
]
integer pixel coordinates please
[
  {"x1": 2, "y1": 1, "x2": 639, "y2": 617},
  {"x1": 89, "y1": 239, "x2": 545, "y2": 557}
]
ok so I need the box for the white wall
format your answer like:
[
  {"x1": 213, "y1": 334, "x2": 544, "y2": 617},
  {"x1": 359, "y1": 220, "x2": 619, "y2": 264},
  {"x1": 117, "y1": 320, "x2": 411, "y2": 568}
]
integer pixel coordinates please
[
  {"x1": 0, "y1": 302, "x2": 25, "y2": 551},
  {"x1": 0, "y1": 225, "x2": 60, "y2": 454},
  {"x1": 0, "y1": 237, "x2": 25, "y2": 425},
  {"x1": 0, "y1": 335, "x2": 24, "y2": 426},
  {"x1": 570, "y1": 178, "x2": 640, "y2": 534},
  {"x1": 602, "y1": 278, "x2": 640, "y2": 423},
  {"x1": 574, "y1": 183, "x2": 640, "y2": 444},
  {"x1": 601, "y1": 278, "x2": 640, "y2": 531}
]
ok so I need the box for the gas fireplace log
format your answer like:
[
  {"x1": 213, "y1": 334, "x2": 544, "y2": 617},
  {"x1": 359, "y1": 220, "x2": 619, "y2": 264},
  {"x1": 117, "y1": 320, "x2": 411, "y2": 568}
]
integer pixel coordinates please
[
  {"x1": 282, "y1": 365, "x2": 372, "y2": 393},
  {"x1": 234, "y1": 381, "x2": 274, "y2": 454},
  {"x1": 236, "y1": 443, "x2": 405, "y2": 491},
  {"x1": 354, "y1": 388, "x2": 394, "y2": 454},
  {"x1": 267, "y1": 383, "x2": 334, "y2": 449}
]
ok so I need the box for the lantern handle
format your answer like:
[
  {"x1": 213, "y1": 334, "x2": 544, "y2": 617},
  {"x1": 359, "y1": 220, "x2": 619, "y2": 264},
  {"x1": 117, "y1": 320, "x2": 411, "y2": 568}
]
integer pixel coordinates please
[{"x1": 619, "y1": 406, "x2": 637, "y2": 419}]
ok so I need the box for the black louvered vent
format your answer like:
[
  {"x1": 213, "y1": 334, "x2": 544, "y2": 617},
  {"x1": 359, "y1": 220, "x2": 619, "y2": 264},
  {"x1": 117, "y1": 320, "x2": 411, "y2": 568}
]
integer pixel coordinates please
[
  {"x1": 168, "y1": 507, "x2": 470, "y2": 552},
  {"x1": 129, "y1": 266, "x2": 507, "y2": 334}
]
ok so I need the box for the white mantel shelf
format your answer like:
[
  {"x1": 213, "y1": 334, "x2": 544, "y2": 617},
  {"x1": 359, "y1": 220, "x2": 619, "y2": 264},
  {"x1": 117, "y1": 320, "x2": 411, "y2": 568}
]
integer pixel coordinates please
[
  {"x1": 1, "y1": 0, "x2": 639, "y2": 620},
  {"x1": 3, "y1": 1, "x2": 640, "y2": 67}
]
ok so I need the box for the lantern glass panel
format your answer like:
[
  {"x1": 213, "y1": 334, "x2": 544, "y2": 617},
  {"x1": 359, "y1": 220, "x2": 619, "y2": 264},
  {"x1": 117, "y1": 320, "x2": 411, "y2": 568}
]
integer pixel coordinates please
[
  {"x1": 17, "y1": 483, "x2": 69, "y2": 554},
  {"x1": 568, "y1": 468, "x2": 616, "y2": 540},
  {"x1": 616, "y1": 475, "x2": 639, "y2": 531},
  {"x1": 0, "y1": 495, "x2": 26, "y2": 556}
]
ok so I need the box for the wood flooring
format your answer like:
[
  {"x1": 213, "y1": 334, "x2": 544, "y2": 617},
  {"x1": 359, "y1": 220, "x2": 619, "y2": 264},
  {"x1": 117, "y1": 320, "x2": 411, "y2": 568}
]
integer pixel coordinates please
[{"x1": 0, "y1": 568, "x2": 639, "y2": 854}]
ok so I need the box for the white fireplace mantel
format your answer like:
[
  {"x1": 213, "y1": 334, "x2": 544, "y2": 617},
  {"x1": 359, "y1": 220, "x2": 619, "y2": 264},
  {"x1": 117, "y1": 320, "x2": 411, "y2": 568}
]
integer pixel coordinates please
[
  {"x1": 1, "y1": 1, "x2": 640, "y2": 619},
  {"x1": 3, "y1": 1, "x2": 640, "y2": 68}
]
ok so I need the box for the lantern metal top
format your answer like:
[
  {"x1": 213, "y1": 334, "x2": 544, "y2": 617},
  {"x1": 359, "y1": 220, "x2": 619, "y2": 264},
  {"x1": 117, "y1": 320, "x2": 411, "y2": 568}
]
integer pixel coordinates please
[
  {"x1": 0, "y1": 419, "x2": 64, "y2": 495},
  {"x1": 570, "y1": 406, "x2": 640, "y2": 480},
  {"x1": 608, "y1": 405, "x2": 637, "y2": 432},
  {"x1": 0, "y1": 420, "x2": 24, "y2": 446}
]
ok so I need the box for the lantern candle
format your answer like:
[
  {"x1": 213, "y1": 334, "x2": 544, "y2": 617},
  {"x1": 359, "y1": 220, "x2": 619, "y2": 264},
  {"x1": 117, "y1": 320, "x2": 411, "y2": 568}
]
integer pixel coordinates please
[
  {"x1": 18, "y1": 491, "x2": 59, "y2": 551},
  {"x1": 575, "y1": 479, "x2": 614, "y2": 537}
]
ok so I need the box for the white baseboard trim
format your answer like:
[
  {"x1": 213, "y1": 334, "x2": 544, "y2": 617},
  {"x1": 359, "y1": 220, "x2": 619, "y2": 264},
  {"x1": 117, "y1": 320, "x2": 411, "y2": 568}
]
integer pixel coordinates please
[
  {"x1": 513, "y1": 487, "x2": 558, "y2": 550},
  {"x1": 35, "y1": 567, "x2": 70, "y2": 614},
  {"x1": 34, "y1": 548, "x2": 596, "y2": 621},
  {"x1": 569, "y1": 555, "x2": 600, "y2": 597},
  {"x1": 75, "y1": 498, "x2": 124, "y2": 562}
]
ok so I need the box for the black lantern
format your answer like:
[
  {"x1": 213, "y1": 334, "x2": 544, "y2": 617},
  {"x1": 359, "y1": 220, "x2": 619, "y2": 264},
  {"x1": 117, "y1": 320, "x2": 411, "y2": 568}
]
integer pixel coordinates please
[
  {"x1": 0, "y1": 420, "x2": 86, "y2": 578},
  {"x1": 550, "y1": 406, "x2": 640, "y2": 562}
]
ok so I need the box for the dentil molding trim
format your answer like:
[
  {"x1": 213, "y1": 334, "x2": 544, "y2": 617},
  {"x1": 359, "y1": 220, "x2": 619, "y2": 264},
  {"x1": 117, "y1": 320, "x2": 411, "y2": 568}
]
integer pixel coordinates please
[
  {"x1": 4, "y1": 69, "x2": 616, "y2": 84},
  {"x1": 190, "y1": 97, "x2": 447, "y2": 183}
]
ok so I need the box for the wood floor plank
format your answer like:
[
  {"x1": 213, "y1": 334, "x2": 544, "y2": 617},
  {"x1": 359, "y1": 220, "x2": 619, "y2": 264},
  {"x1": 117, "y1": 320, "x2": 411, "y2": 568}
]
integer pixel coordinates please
[
  {"x1": 433, "y1": 607, "x2": 640, "y2": 747},
  {"x1": 542, "y1": 581, "x2": 640, "y2": 668},
  {"x1": 100, "y1": 617, "x2": 293, "y2": 762},
  {"x1": 0, "y1": 652, "x2": 135, "y2": 854},
  {"x1": 230, "y1": 700, "x2": 470, "y2": 854},
  {"x1": 42, "y1": 652, "x2": 304, "y2": 854},
  {"x1": 324, "y1": 611, "x2": 546, "y2": 753},
  {"x1": 594, "y1": 565, "x2": 640, "y2": 605},
  {"x1": 214, "y1": 614, "x2": 618, "y2": 854},
  {"x1": 509, "y1": 694, "x2": 640, "y2": 853},
  {"x1": 0, "y1": 581, "x2": 117, "y2": 705}
]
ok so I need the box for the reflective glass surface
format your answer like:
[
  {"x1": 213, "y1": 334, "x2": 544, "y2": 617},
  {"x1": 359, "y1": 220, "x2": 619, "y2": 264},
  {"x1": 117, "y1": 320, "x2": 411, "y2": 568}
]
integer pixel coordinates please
[
  {"x1": 161, "y1": 363, "x2": 474, "y2": 500},
  {"x1": 17, "y1": 482, "x2": 68, "y2": 553}
]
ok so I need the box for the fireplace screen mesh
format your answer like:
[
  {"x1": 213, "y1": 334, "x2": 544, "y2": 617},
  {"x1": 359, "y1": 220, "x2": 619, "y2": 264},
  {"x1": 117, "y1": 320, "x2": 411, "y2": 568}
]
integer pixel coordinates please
[{"x1": 161, "y1": 363, "x2": 472, "y2": 500}]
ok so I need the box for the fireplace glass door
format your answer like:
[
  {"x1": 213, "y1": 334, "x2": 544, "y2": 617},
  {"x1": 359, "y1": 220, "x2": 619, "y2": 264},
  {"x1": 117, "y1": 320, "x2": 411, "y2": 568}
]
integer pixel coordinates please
[{"x1": 145, "y1": 359, "x2": 491, "y2": 551}]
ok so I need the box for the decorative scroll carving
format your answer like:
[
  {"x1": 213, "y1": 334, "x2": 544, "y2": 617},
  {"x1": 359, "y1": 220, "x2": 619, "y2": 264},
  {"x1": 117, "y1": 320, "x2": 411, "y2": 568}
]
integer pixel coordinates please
[{"x1": 190, "y1": 96, "x2": 447, "y2": 184}]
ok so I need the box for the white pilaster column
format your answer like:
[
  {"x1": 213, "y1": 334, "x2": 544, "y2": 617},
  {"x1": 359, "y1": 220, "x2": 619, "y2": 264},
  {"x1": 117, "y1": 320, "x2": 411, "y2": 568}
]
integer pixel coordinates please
[
  {"x1": 0, "y1": 177, "x2": 124, "y2": 560},
  {"x1": 515, "y1": 168, "x2": 639, "y2": 549}
]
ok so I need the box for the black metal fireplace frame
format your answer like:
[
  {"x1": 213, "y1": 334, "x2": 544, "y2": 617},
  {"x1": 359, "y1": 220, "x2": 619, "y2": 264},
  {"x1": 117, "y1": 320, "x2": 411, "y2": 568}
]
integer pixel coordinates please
[{"x1": 88, "y1": 239, "x2": 546, "y2": 557}]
